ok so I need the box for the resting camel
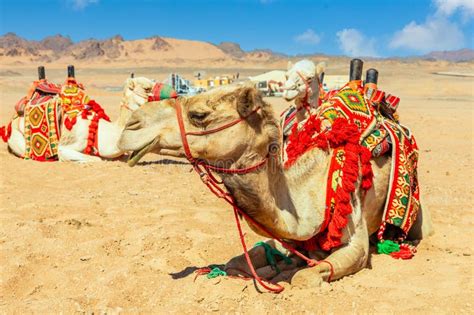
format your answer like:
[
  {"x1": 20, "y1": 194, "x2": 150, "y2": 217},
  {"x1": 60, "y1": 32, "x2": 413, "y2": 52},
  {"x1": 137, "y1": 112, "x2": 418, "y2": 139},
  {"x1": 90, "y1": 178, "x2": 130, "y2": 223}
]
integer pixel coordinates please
[
  {"x1": 58, "y1": 76, "x2": 160, "y2": 162},
  {"x1": 4, "y1": 77, "x2": 158, "y2": 162},
  {"x1": 118, "y1": 85, "x2": 432, "y2": 287}
]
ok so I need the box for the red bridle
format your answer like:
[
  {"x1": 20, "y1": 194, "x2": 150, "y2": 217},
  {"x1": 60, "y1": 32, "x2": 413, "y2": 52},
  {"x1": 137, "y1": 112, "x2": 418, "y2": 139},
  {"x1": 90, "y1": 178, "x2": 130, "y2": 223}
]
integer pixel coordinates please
[
  {"x1": 172, "y1": 99, "x2": 334, "y2": 293},
  {"x1": 174, "y1": 99, "x2": 267, "y2": 174},
  {"x1": 296, "y1": 71, "x2": 313, "y2": 112}
]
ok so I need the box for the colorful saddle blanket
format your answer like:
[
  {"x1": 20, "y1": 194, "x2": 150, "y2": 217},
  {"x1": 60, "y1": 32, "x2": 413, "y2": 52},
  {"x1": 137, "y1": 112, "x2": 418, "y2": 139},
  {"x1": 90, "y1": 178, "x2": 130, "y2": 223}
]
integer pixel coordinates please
[
  {"x1": 59, "y1": 79, "x2": 110, "y2": 156},
  {"x1": 24, "y1": 93, "x2": 61, "y2": 161},
  {"x1": 149, "y1": 83, "x2": 177, "y2": 101},
  {"x1": 283, "y1": 81, "x2": 421, "y2": 250},
  {"x1": 378, "y1": 120, "x2": 420, "y2": 238},
  {"x1": 15, "y1": 80, "x2": 61, "y2": 115}
]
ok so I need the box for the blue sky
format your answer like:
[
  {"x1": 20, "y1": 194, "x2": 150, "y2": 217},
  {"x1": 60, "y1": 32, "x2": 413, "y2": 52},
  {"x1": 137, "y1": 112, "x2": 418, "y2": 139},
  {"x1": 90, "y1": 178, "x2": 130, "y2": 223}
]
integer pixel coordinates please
[{"x1": 1, "y1": 0, "x2": 473, "y2": 57}]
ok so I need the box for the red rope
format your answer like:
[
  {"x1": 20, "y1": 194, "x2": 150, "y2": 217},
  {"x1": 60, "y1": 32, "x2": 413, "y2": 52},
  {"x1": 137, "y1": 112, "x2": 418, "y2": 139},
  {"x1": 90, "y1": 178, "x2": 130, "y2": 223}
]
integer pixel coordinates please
[{"x1": 173, "y1": 99, "x2": 334, "y2": 292}]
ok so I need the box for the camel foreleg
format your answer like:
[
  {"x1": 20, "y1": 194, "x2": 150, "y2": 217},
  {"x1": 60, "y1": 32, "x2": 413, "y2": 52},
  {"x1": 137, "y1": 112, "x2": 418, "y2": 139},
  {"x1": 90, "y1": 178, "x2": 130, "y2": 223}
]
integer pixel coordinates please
[
  {"x1": 291, "y1": 216, "x2": 369, "y2": 287},
  {"x1": 58, "y1": 146, "x2": 101, "y2": 162}
]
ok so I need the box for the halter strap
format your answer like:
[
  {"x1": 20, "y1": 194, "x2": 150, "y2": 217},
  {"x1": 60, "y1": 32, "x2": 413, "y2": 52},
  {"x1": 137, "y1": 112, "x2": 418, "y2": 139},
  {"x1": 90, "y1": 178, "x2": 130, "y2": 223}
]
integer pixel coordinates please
[
  {"x1": 174, "y1": 99, "x2": 267, "y2": 173},
  {"x1": 172, "y1": 97, "x2": 334, "y2": 292},
  {"x1": 296, "y1": 71, "x2": 313, "y2": 112}
]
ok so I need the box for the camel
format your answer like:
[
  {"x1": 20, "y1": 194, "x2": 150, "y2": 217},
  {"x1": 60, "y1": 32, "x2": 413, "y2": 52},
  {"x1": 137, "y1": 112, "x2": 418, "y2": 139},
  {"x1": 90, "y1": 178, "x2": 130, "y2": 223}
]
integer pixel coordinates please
[
  {"x1": 4, "y1": 76, "x2": 159, "y2": 162},
  {"x1": 282, "y1": 59, "x2": 325, "y2": 125},
  {"x1": 118, "y1": 85, "x2": 432, "y2": 287},
  {"x1": 58, "y1": 76, "x2": 160, "y2": 162}
]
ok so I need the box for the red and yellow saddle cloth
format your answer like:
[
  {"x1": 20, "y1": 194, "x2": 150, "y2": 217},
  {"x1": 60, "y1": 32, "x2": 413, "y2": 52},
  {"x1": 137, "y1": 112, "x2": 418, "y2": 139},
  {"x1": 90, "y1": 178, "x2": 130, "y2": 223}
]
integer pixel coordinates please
[
  {"x1": 284, "y1": 81, "x2": 420, "y2": 252},
  {"x1": 60, "y1": 78, "x2": 110, "y2": 156},
  {"x1": 24, "y1": 93, "x2": 61, "y2": 161}
]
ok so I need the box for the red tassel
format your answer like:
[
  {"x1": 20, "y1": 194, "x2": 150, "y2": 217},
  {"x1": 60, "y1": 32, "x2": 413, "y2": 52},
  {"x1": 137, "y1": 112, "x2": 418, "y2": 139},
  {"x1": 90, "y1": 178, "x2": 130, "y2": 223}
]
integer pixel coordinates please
[
  {"x1": 0, "y1": 122, "x2": 12, "y2": 142},
  {"x1": 390, "y1": 247, "x2": 414, "y2": 259}
]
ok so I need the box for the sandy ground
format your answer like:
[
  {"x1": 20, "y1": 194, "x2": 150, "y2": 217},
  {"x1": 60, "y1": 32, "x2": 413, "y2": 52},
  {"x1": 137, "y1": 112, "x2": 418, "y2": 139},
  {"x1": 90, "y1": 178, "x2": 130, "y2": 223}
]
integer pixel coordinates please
[{"x1": 0, "y1": 61, "x2": 473, "y2": 313}]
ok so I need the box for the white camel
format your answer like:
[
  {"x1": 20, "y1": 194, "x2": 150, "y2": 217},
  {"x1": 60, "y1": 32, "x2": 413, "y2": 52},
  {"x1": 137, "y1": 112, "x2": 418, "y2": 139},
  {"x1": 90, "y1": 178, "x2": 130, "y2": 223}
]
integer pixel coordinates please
[
  {"x1": 282, "y1": 59, "x2": 326, "y2": 125},
  {"x1": 4, "y1": 77, "x2": 157, "y2": 162}
]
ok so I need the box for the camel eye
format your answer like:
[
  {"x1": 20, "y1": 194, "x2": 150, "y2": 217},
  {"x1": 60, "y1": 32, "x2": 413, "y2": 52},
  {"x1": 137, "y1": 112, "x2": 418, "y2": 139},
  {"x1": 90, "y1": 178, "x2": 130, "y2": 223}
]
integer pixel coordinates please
[{"x1": 189, "y1": 111, "x2": 210, "y2": 124}]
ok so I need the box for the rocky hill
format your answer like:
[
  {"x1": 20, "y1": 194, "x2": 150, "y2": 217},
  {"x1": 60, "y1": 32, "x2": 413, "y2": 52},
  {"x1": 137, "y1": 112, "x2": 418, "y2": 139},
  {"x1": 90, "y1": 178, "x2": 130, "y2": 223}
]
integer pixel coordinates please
[
  {"x1": 423, "y1": 48, "x2": 474, "y2": 62},
  {"x1": 0, "y1": 33, "x2": 280, "y2": 67}
]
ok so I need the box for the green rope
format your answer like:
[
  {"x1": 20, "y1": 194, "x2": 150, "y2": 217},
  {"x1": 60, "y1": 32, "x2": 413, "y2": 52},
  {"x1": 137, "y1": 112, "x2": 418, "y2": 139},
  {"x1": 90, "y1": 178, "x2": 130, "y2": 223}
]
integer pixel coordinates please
[
  {"x1": 254, "y1": 241, "x2": 292, "y2": 273},
  {"x1": 377, "y1": 240, "x2": 400, "y2": 255},
  {"x1": 206, "y1": 267, "x2": 227, "y2": 279}
]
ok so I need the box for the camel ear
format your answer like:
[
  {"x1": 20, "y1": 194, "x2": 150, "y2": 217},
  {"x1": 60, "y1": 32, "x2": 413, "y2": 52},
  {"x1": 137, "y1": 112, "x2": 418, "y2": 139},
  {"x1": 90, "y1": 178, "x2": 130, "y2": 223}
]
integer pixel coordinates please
[
  {"x1": 316, "y1": 62, "x2": 326, "y2": 76},
  {"x1": 126, "y1": 78, "x2": 135, "y2": 90},
  {"x1": 287, "y1": 60, "x2": 293, "y2": 71},
  {"x1": 237, "y1": 87, "x2": 258, "y2": 117}
]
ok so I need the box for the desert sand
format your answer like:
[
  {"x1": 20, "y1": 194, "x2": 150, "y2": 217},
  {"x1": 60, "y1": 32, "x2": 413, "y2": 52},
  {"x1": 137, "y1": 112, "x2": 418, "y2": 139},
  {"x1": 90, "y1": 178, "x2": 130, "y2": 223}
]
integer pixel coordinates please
[{"x1": 0, "y1": 60, "x2": 473, "y2": 313}]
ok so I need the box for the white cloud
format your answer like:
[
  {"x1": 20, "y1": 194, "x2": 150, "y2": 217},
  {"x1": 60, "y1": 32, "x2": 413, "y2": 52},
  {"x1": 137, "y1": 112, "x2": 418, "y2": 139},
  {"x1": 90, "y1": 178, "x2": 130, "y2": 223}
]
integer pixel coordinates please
[
  {"x1": 69, "y1": 0, "x2": 98, "y2": 10},
  {"x1": 388, "y1": 0, "x2": 471, "y2": 54},
  {"x1": 390, "y1": 17, "x2": 465, "y2": 53},
  {"x1": 294, "y1": 29, "x2": 321, "y2": 45},
  {"x1": 336, "y1": 28, "x2": 378, "y2": 57},
  {"x1": 434, "y1": 0, "x2": 474, "y2": 18}
]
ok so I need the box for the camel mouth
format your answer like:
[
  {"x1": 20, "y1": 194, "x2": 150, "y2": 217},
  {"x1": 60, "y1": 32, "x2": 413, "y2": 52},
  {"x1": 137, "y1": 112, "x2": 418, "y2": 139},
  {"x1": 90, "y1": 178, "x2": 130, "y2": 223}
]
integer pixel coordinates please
[
  {"x1": 127, "y1": 137, "x2": 160, "y2": 167},
  {"x1": 283, "y1": 95, "x2": 297, "y2": 101},
  {"x1": 282, "y1": 90, "x2": 299, "y2": 102}
]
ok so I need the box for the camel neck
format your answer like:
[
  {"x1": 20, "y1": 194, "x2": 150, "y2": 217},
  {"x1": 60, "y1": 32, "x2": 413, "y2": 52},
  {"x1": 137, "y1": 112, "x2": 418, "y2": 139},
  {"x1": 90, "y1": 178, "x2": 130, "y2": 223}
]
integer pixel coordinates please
[
  {"x1": 117, "y1": 100, "x2": 135, "y2": 128},
  {"x1": 222, "y1": 146, "x2": 329, "y2": 241},
  {"x1": 294, "y1": 79, "x2": 320, "y2": 123}
]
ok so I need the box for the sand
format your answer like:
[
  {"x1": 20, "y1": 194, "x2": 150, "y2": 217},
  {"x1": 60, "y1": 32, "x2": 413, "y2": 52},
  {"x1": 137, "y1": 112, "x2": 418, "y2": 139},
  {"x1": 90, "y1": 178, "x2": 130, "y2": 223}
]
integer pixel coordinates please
[{"x1": 0, "y1": 60, "x2": 473, "y2": 313}]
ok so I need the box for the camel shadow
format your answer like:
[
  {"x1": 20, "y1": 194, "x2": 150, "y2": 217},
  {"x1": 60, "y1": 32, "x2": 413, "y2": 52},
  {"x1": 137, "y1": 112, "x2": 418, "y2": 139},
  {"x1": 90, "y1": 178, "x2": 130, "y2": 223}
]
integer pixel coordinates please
[{"x1": 137, "y1": 158, "x2": 189, "y2": 166}]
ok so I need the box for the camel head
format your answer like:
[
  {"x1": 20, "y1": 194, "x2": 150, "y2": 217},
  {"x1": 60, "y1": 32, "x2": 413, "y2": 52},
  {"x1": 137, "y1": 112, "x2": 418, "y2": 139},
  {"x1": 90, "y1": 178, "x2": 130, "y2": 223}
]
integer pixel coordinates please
[
  {"x1": 282, "y1": 59, "x2": 325, "y2": 102},
  {"x1": 119, "y1": 85, "x2": 280, "y2": 167},
  {"x1": 122, "y1": 77, "x2": 156, "y2": 110}
]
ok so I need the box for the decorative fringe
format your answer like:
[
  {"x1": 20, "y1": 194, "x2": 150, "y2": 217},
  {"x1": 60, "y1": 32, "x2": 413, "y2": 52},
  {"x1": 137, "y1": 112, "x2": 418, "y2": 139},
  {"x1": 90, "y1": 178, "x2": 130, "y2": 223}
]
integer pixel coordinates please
[
  {"x1": 0, "y1": 122, "x2": 12, "y2": 143},
  {"x1": 80, "y1": 99, "x2": 110, "y2": 156},
  {"x1": 377, "y1": 237, "x2": 416, "y2": 260},
  {"x1": 288, "y1": 117, "x2": 374, "y2": 251},
  {"x1": 390, "y1": 246, "x2": 415, "y2": 260},
  {"x1": 64, "y1": 116, "x2": 77, "y2": 131},
  {"x1": 285, "y1": 115, "x2": 323, "y2": 168},
  {"x1": 377, "y1": 240, "x2": 400, "y2": 254}
]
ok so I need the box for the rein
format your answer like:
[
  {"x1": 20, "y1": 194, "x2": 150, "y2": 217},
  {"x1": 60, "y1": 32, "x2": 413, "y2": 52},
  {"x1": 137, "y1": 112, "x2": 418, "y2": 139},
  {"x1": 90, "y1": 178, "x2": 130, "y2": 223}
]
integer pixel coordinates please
[
  {"x1": 296, "y1": 71, "x2": 312, "y2": 112},
  {"x1": 173, "y1": 99, "x2": 334, "y2": 293}
]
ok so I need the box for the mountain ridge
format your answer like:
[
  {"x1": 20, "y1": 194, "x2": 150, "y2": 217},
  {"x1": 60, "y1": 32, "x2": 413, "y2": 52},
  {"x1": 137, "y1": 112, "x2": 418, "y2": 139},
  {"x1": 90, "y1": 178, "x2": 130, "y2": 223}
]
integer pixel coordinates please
[{"x1": 1, "y1": 33, "x2": 472, "y2": 65}]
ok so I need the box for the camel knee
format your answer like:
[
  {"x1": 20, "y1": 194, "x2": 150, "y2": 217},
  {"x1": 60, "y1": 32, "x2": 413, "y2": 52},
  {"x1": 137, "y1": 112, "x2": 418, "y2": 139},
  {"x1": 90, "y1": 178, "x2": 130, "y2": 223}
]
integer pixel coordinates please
[{"x1": 290, "y1": 265, "x2": 325, "y2": 288}]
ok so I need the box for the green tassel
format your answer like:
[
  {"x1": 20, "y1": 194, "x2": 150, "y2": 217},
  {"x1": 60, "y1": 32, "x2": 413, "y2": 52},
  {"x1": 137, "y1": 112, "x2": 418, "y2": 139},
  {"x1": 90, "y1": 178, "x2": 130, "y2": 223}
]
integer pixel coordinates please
[
  {"x1": 377, "y1": 240, "x2": 400, "y2": 255},
  {"x1": 254, "y1": 241, "x2": 292, "y2": 273},
  {"x1": 206, "y1": 267, "x2": 227, "y2": 279}
]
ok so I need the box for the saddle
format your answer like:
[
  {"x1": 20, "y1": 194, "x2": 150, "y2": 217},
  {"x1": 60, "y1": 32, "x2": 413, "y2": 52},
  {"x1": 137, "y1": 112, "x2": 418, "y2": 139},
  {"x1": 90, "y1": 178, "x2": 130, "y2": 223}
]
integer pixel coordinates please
[
  {"x1": 23, "y1": 85, "x2": 62, "y2": 161},
  {"x1": 282, "y1": 81, "x2": 420, "y2": 251},
  {"x1": 15, "y1": 80, "x2": 61, "y2": 116}
]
